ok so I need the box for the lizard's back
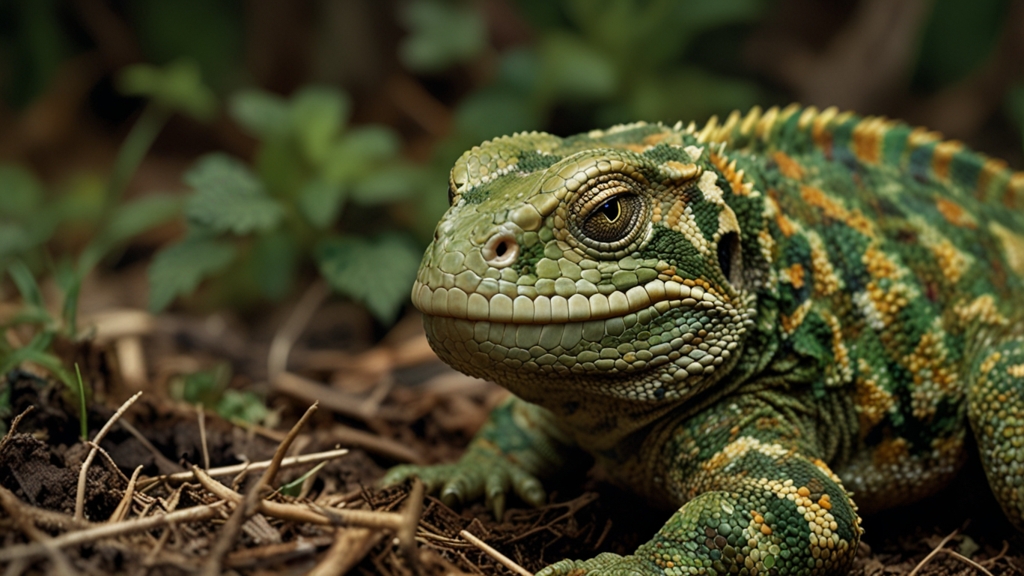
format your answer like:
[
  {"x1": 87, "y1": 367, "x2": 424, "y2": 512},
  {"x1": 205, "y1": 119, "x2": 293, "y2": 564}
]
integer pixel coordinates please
[{"x1": 710, "y1": 106, "x2": 1024, "y2": 511}]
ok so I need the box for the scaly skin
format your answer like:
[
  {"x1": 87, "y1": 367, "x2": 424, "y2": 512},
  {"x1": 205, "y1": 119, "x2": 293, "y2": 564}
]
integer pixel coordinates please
[{"x1": 383, "y1": 105, "x2": 1024, "y2": 575}]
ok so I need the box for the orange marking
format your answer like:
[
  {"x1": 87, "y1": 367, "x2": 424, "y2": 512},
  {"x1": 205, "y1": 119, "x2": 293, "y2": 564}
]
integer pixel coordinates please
[
  {"x1": 931, "y1": 140, "x2": 963, "y2": 181},
  {"x1": 643, "y1": 132, "x2": 672, "y2": 146},
  {"x1": 818, "y1": 494, "x2": 832, "y2": 510},
  {"x1": 977, "y1": 157, "x2": 1009, "y2": 199},
  {"x1": 709, "y1": 152, "x2": 750, "y2": 196},
  {"x1": 935, "y1": 197, "x2": 976, "y2": 228},
  {"x1": 772, "y1": 151, "x2": 805, "y2": 180},
  {"x1": 872, "y1": 437, "x2": 910, "y2": 466},
  {"x1": 797, "y1": 486, "x2": 811, "y2": 497},
  {"x1": 784, "y1": 262, "x2": 806, "y2": 289},
  {"x1": 800, "y1": 185, "x2": 874, "y2": 236},
  {"x1": 1005, "y1": 172, "x2": 1024, "y2": 209},
  {"x1": 852, "y1": 118, "x2": 883, "y2": 164},
  {"x1": 760, "y1": 524, "x2": 773, "y2": 535},
  {"x1": 863, "y1": 246, "x2": 900, "y2": 279}
]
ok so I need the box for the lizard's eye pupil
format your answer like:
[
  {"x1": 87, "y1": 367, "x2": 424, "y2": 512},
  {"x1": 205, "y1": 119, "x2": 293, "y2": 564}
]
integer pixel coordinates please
[
  {"x1": 581, "y1": 193, "x2": 643, "y2": 244},
  {"x1": 598, "y1": 199, "x2": 620, "y2": 223}
]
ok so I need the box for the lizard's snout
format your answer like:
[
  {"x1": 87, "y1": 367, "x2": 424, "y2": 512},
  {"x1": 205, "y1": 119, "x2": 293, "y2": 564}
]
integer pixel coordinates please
[{"x1": 482, "y1": 229, "x2": 518, "y2": 268}]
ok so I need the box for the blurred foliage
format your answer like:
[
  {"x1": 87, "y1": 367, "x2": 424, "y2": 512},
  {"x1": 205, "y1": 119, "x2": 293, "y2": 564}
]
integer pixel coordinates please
[
  {"x1": 150, "y1": 85, "x2": 423, "y2": 323},
  {"x1": 0, "y1": 0, "x2": 1020, "y2": 350},
  {"x1": 170, "y1": 362, "x2": 272, "y2": 425}
]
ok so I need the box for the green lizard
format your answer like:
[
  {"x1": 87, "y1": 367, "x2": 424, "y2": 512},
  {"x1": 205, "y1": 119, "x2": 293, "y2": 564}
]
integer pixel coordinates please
[{"x1": 384, "y1": 105, "x2": 1024, "y2": 575}]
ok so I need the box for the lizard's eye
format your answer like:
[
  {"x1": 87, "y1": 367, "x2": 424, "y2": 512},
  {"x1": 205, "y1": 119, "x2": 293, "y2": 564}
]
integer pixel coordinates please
[{"x1": 580, "y1": 194, "x2": 644, "y2": 244}]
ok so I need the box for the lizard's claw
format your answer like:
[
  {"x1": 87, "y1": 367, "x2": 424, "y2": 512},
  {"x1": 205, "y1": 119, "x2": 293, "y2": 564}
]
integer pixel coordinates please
[
  {"x1": 380, "y1": 447, "x2": 546, "y2": 519},
  {"x1": 537, "y1": 553, "x2": 657, "y2": 576}
]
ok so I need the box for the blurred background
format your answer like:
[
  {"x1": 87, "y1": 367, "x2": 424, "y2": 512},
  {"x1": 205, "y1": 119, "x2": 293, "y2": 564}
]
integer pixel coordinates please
[{"x1": 1, "y1": 0, "x2": 1022, "y2": 344}]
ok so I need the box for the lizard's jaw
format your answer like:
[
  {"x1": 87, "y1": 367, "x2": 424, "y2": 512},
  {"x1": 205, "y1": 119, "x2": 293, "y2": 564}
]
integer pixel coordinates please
[{"x1": 414, "y1": 282, "x2": 751, "y2": 404}]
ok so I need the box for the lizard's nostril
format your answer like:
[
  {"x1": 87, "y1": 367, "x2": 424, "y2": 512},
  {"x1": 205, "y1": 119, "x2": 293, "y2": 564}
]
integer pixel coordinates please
[{"x1": 483, "y1": 230, "x2": 519, "y2": 268}]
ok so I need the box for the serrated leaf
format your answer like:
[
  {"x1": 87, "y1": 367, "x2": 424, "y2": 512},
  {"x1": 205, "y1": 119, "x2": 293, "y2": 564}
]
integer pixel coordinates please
[
  {"x1": 184, "y1": 154, "x2": 283, "y2": 235},
  {"x1": 250, "y1": 231, "x2": 297, "y2": 300},
  {"x1": 321, "y1": 126, "x2": 401, "y2": 184},
  {"x1": 398, "y1": 0, "x2": 487, "y2": 73},
  {"x1": 315, "y1": 234, "x2": 421, "y2": 324},
  {"x1": 117, "y1": 60, "x2": 217, "y2": 120},
  {"x1": 350, "y1": 164, "x2": 425, "y2": 205},
  {"x1": 229, "y1": 89, "x2": 291, "y2": 139},
  {"x1": 290, "y1": 86, "x2": 350, "y2": 166},
  {"x1": 299, "y1": 179, "x2": 346, "y2": 229},
  {"x1": 148, "y1": 237, "x2": 237, "y2": 312}
]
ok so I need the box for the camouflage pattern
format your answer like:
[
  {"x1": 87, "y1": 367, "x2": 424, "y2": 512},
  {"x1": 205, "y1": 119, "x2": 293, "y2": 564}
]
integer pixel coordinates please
[{"x1": 384, "y1": 105, "x2": 1024, "y2": 575}]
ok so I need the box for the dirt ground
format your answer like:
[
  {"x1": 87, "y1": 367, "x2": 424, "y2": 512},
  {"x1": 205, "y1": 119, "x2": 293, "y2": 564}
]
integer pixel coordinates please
[{"x1": 1, "y1": 298, "x2": 1023, "y2": 576}]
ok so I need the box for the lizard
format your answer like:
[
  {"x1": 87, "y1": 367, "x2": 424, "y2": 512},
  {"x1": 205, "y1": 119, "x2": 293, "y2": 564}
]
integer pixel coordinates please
[{"x1": 383, "y1": 104, "x2": 1024, "y2": 575}]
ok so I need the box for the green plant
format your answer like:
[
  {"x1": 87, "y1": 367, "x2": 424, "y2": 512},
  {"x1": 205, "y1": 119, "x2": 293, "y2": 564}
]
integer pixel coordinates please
[
  {"x1": 169, "y1": 362, "x2": 271, "y2": 425},
  {"x1": 149, "y1": 85, "x2": 425, "y2": 323},
  {"x1": 74, "y1": 363, "x2": 88, "y2": 440},
  {"x1": 0, "y1": 60, "x2": 213, "y2": 387}
]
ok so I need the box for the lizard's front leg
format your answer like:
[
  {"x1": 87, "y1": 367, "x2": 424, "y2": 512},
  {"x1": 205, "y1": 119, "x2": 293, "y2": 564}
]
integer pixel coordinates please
[
  {"x1": 382, "y1": 395, "x2": 583, "y2": 519},
  {"x1": 541, "y1": 402, "x2": 862, "y2": 576}
]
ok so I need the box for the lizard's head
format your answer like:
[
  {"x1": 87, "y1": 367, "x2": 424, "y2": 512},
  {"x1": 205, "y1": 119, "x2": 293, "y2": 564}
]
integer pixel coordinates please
[{"x1": 412, "y1": 123, "x2": 758, "y2": 408}]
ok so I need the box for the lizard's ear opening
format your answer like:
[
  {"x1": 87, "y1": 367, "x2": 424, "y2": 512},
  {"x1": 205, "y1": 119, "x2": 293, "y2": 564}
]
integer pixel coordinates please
[{"x1": 716, "y1": 231, "x2": 742, "y2": 286}]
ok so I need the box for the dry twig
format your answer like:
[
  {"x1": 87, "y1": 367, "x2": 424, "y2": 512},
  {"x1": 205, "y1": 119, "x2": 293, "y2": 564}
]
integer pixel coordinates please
[
  {"x1": 267, "y1": 280, "x2": 330, "y2": 381},
  {"x1": 75, "y1": 391, "x2": 143, "y2": 521},
  {"x1": 460, "y1": 530, "x2": 533, "y2": 576},
  {"x1": 908, "y1": 529, "x2": 960, "y2": 576},
  {"x1": 0, "y1": 502, "x2": 226, "y2": 563},
  {"x1": 139, "y1": 447, "x2": 349, "y2": 489},
  {"x1": 201, "y1": 402, "x2": 319, "y2": 575}
]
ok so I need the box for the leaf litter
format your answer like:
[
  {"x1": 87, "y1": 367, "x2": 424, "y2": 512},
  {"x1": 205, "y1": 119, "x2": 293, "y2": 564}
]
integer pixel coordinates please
[{"x1": 0, "y1": 298, "x2": 1022, "y2": 575}]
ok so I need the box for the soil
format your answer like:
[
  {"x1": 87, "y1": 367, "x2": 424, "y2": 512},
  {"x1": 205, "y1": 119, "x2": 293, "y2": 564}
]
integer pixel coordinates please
[{"x1": 1, "y1": 308, "x2": 1023, "y2": 575}]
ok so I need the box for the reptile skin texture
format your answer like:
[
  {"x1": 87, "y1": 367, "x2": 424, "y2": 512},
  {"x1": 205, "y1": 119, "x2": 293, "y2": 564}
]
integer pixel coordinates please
[{"x1": 383, "y1": 105, "x2": 1024, "y2": 575}]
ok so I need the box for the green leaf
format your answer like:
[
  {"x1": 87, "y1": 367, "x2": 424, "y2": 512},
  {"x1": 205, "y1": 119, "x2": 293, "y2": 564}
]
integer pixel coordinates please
[
  {"x1": 117, "y1": 60, "x2": 217, "y2": 121},
  {"x1": 79, "y1": 194, "x2": 183, "y2": 273},
  {"x1": 316, "y1": 233, "x2": 422, "y2": 324},
  {"x1": 172, "y1": 363, "x2": 230, "y2": 407},
  {"x1": 350, "y1": 164, "x2": 425, "y2": 205},
  {"x1": 398, "y1": 0, "x2": 487, "y2": 73},
  {"x1": 0, "y1": 332, "x2": 73, "y2": 388},
  {"x1": 148, "y1": 237, "x2": 237, "y2": 312},
  {"x1": 290, "y1": 86, "x2": 350, "y2": 166},
  {"x1": 250, "y1": 232, "x2": 297, "y2": 300},
  {"x1": 229, "y1": 89, "x2": 291, "y2": 139},
  {"x1": 0, "y1": 165, "x2": 44, "y2": 219},
  {"x1": 321, "y1": 126, "x2": 401, "y2": 184},
  {"x1": 299, "y1": 179, "x2": 346, "y2": 229},
  {"x1": 184, "y1": 154, "x2": 284, "y2": 235},
  {"x1": 7, "y1": 260, "x2": 44, "y2": 308},
  {"x1": 217, "y1": 389, "x2": 269, "y2": 424},
  {"x1": 279, "y1": 461, "x2": 327, "y2": 497}
]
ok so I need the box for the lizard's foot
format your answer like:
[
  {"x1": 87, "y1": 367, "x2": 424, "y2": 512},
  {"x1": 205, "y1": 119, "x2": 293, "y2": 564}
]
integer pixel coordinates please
[
  {"x1": 380, "y1": 447, "x2": 546, "y2": 519},
  {"x1": 538, "y1": 553, "x2": 658, "y2": 576}
]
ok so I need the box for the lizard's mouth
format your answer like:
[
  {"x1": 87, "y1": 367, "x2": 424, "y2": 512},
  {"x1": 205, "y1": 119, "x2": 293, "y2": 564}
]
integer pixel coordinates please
[{"x1": 410, "y1": 278, "x2": 723, "y2": 325}]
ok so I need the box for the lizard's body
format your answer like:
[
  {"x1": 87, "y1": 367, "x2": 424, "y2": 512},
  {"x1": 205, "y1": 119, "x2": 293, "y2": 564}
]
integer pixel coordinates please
[{"x1": 386, "y1": 105, "x2": 1024, "y2": 575}]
